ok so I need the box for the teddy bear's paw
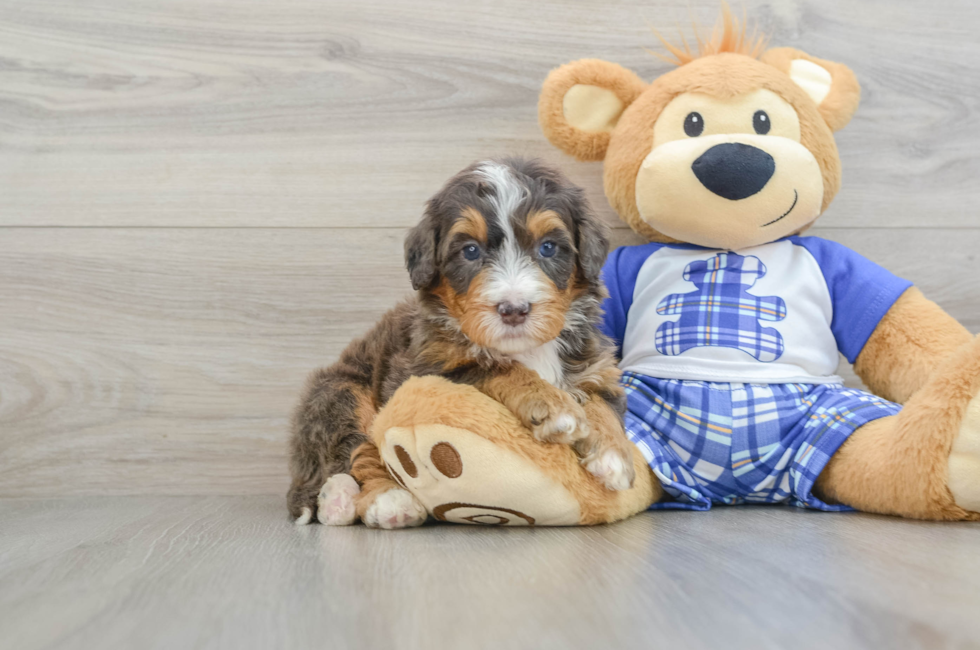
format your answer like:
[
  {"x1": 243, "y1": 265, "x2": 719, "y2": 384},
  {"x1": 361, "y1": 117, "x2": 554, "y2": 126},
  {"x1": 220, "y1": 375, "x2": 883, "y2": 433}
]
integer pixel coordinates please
[
  {"x1": 584, "y1": 448, "x2": 635, "y2": 491},
  {"x1": 522, "y1": 392, "x2": 590, "y2": 445},
  {"x1": 948, "y1": 391, "x2": 980, "y2": 513},
  {"x1": 316, "y1": 473, "x2": 360, "y2": 526},
  {"x1": 363, "y1": 488, "x2": 428, "y2": 530}
]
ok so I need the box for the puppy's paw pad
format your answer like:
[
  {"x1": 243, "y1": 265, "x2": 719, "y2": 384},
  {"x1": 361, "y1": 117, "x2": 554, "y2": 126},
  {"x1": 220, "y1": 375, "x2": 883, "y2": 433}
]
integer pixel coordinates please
[
  {"x1": 317, "y1": 473, "x2": 360, "y2": 526},
  {"x1": 295, "y1": 506, "x2": 314, "y2": 526},
  {"x1": 586, "y1": 449, "x2": 634, "y2": 491},
  {"x1": 364, "y1": 489, "x2": 427, "y2": 530}
]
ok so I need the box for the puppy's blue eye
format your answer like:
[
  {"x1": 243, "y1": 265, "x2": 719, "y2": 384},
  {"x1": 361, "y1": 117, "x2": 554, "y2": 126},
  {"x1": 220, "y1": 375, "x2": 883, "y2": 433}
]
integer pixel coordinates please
[
  {"x1": 462, "y1": 244, "x2": 481, "y2": 261},
  {"x1": 539, "y1": 241, "x2": 557, "y2": 258}
]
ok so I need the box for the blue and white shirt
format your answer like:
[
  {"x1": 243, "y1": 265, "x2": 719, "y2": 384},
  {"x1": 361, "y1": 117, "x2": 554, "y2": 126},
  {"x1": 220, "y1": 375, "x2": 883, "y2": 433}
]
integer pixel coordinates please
[{"x1": 600, "y1": 236, "x2": 912, "y2": 385}]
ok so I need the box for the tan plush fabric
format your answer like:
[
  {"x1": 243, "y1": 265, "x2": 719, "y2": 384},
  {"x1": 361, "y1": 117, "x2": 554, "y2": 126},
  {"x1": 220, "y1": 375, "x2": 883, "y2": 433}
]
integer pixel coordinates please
[
  {"x1": 950, "y1": 395, "x2": 980, "y2": 512},
  {"x1": 371, "y1": 376, "x2": 660, "y2": 526},
  {"x1": 563, "y1": 84, "x2": 625, "y2": 133},
  {"x1": 600, "y1": 53, "x2": 844, "y2": 243},
  {"x1": 815, "y1": 336, "x2": 980, "y2": 521},
  {"x1": 855, "y1": 287, "x2": 974, "y2": 403},
  {"x1": 539, "y1": 59, "x2": 646, "y2": 162},
  {"x1": 760, "y1": 47, "x2": 861, "y2": 132},
  {"x1": 537, "y1": 30, "x2": 980, "y2": 521}
]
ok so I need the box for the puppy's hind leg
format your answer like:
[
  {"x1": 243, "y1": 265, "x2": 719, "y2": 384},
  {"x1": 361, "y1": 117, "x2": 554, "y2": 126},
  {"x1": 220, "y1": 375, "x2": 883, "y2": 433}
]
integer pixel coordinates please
[
  {"x1": 287, "y1": 367, "x2": 374, "y2": 524},
  {"x1": 351, "y1": 442, "x2": 427, "y2": 529}
]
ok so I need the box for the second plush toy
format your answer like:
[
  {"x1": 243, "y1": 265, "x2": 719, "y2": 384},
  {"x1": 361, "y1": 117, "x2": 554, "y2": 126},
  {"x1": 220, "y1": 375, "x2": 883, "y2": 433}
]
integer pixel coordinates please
[{"x1": 536, "y1": 7, "x2": 980, "y2": 520}]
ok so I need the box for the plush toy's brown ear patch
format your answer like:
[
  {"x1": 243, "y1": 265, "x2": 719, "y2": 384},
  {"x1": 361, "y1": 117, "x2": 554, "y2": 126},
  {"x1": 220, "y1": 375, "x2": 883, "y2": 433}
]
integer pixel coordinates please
[
  {"x1": 539, "y1": 59, "x2": 647, "y2": 161},
  {"x1": 760, "y1": 47, "x2": 860, "y2": 132}
]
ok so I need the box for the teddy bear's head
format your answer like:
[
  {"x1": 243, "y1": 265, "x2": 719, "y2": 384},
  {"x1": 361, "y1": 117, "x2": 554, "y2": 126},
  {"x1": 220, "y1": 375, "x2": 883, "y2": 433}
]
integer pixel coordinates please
[{"x1": 539, "y1": 8, "x2": 861, "y2": 250}]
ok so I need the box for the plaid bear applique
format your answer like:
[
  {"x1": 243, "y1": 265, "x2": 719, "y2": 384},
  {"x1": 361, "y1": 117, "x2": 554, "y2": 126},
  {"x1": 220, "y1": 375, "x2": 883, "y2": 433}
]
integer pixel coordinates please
[{"x1": 655, "y1": 252, "x2": 787, "y2": 362}]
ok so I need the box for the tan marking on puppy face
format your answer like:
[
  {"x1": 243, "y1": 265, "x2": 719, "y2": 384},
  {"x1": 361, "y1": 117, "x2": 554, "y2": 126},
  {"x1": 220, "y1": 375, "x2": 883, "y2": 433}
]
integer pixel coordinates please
[
  {"x1": 525, "y1": 279, "x2": 573, "y2": 345},
  {"x1": 432, "y1": 272, "x2": 497, "y2": 350},
  {"x1": 526, "y1": 210, "x2": 569, "y2": 241},
  {"x1": 449, "y1": 207, "x2": 488, "y2": 243}
]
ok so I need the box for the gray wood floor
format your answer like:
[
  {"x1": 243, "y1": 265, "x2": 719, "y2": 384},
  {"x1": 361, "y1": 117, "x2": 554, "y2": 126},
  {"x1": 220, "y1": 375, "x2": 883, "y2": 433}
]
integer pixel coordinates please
[{"x1": 2, "y1": 497, "x2": 980, "y2": 650}]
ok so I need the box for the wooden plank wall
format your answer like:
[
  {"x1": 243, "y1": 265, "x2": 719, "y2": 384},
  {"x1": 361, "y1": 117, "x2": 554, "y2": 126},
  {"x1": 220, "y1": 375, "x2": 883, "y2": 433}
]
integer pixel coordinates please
[{"x1": 2, "y1": 0, "x2": 979, "y2": 497}]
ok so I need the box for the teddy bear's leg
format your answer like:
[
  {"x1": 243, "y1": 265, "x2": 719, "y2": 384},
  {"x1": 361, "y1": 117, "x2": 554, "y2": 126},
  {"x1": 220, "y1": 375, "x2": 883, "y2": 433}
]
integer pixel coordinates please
[
  {"x1": 348, "y1": 440, "x2": 427, "y2": 529},
  {"x1": 815, "y1": 336, "x2": 980, "y2": 521}
]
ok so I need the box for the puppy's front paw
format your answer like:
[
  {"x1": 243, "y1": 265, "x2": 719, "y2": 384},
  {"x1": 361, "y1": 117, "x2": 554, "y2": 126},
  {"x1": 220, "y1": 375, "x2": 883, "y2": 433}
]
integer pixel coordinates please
[
  {"x1": 584, "y1": 448, "x2": 635, "y2": 491},
  {"x1": 317, "y1": 473, "x2": 360, "y2": 526},
  {"x1": 517, "y1": 390, "x2": 589, "y2": 445},
  {"x1": 363, "y1": 488, "x2": 427, "y2": 529}
]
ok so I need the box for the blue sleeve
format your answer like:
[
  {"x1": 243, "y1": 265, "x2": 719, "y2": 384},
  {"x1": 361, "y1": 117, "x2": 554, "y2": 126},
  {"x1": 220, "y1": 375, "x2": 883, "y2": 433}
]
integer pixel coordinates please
[
  {"x1": 791, "y1": 236, "x2": 913, "y2": 364},
  {"x1": 599, "y1": 243, "x2": 663, "y2": 359}
]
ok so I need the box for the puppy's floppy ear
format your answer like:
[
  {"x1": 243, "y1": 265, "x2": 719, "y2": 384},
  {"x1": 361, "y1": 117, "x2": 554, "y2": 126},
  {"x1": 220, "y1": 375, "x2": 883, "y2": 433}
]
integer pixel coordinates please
[
  {"x1": 404, "y1": 213, "x2": 439, "y2": 290},
  {"x1": 539, "y1": 59, "x2": 647, "y2": 162},
  {"x1": 761, "y1": 47, "x2": 861, "y2": 132},
  {"x1": 567, "y1": 192, "x2": 609, "y2": 284}
]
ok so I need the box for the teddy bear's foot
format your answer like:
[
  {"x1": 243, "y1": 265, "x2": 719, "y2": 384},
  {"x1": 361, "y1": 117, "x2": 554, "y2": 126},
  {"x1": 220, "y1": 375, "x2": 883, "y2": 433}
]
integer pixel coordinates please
[
  {"x1": 362, "y1": 488, "x2": 427, "y2": 529},
  {"x1": 584, "y1": 448, "x2": 634, "y2": 491},
  {"x1": 948, "y1": 392, "x2": 980, "y2": 513},
  {"x1": 816, "y1": 336, "x2": 980, "y2": 520},
  {"x1": 316, "y1": 473, "x2": 360, "y2": 526}
]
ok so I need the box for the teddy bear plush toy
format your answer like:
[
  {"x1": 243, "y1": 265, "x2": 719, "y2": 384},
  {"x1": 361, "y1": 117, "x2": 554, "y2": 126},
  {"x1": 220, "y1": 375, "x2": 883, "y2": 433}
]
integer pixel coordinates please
[{"x1": 358, "y1": 9, "x2": 980, "y2": 525}]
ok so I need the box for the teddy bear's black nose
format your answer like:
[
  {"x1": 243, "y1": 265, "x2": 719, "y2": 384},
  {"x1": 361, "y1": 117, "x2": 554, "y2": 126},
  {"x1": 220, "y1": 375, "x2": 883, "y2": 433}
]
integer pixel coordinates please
[{"x1": 692, "y1": 143, "x2": 775, "y2": 201}]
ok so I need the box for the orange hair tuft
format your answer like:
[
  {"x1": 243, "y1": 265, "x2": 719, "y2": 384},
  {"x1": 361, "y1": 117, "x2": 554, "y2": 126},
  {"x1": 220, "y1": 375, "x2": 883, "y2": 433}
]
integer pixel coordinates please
[{"x1": 649, "y1": 2, "x2": 769, "y2": 66}]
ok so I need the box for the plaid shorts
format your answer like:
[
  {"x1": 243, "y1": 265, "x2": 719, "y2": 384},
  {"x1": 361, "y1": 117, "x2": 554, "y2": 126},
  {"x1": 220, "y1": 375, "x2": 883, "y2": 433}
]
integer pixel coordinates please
[{"x1": 622, "y1": 371, "x2": 901, "y2": 511}]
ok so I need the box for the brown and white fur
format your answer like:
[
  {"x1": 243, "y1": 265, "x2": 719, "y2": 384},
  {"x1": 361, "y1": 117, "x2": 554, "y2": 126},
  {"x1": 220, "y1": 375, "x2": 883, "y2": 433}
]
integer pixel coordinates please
[{"x1": 288, "y1": 158, "x2": 635, "y2": 528}]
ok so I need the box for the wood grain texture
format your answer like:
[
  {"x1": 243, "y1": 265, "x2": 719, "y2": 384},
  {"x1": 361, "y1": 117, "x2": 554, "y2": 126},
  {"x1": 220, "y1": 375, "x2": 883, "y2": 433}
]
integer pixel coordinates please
[
  {"x1": 1, "y1": 0, "x2": 980, "y2": 497},
  {"x1": 1, "y1": 227, "x2": 977, "y2": 497},
  {"x1": 1, "y1": 0, "x2": 980, "y2": 229},
  {"x1": 1, "y1": 497, "x2": 979, "y2": 650}
]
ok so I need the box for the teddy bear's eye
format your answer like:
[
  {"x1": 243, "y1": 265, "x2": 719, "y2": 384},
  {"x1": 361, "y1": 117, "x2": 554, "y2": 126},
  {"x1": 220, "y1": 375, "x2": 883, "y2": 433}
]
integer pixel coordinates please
[
  {"x1": 684, "y1": 112, "x2": 704, "y2": 137},
  {"x1": 753, "y1": 110, "x2": 771, "y2": 135}
]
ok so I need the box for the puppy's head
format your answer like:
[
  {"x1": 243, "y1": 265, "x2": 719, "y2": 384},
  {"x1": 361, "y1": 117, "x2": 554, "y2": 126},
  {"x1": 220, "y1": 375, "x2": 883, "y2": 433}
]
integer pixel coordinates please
[{"x1": 406, "y1": 158, "x2": 608, "y2": 355}]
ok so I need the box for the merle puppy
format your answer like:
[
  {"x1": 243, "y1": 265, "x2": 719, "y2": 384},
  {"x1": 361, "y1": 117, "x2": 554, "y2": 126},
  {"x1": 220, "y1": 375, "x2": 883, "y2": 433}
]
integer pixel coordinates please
[{"x1": 288, "y1": 158, "x2": 635, "y2": 528}]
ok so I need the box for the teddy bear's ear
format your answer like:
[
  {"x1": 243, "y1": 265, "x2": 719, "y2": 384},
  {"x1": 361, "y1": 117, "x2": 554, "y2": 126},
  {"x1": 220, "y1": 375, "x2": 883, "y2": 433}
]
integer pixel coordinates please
[
  {"x1": 760, "y1": 47, "x2": 861, "y2": 132},
  {"x1": 539, "y1": 59, "x2": 647, "y2": 161}
]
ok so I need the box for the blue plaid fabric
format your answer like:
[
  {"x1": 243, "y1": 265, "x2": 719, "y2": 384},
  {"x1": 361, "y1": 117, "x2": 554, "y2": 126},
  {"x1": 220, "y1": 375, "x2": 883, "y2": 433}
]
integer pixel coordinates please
[
  {"x1": 655, "y1": 252, "x2": 787, "y2": 362},
  {"x1": 622, "y1": 371, "x2": 901, "y2": 511}
]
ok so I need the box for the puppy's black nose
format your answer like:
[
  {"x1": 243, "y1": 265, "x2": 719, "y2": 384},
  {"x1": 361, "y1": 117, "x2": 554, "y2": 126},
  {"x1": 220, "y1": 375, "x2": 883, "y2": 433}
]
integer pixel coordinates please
[
  {"x1": 692, "y1": 143, "x2": 775, "y2": 200},
  {"x1": 497, "y1": 302, "x2": 530, "y2": 326}
]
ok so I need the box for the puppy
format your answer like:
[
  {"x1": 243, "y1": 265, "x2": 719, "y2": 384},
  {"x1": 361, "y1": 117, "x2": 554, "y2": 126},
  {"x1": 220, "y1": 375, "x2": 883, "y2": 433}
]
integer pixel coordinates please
[{"x1": 288, "y1": 158, "x2": 635, "y2": 528}]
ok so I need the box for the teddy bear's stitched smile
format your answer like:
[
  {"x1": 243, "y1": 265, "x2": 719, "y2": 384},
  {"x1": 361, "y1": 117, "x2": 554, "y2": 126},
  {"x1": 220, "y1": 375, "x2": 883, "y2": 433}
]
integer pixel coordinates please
[{"x1": 760, "y1": 189, "x2": 799, "y2": 228}]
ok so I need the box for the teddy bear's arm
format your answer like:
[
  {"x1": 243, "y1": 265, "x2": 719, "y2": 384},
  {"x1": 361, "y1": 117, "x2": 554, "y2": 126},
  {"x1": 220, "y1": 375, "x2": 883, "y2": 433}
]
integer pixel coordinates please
[{"x1": 853, "y1": 287, "x2": 973, "y2": 403}]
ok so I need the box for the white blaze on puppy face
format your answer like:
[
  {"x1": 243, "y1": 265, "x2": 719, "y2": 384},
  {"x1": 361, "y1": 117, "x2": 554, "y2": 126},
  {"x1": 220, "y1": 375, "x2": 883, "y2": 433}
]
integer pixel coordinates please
[{"x1": 474, "y1": 162, "x2": 558, "y2": 354}]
